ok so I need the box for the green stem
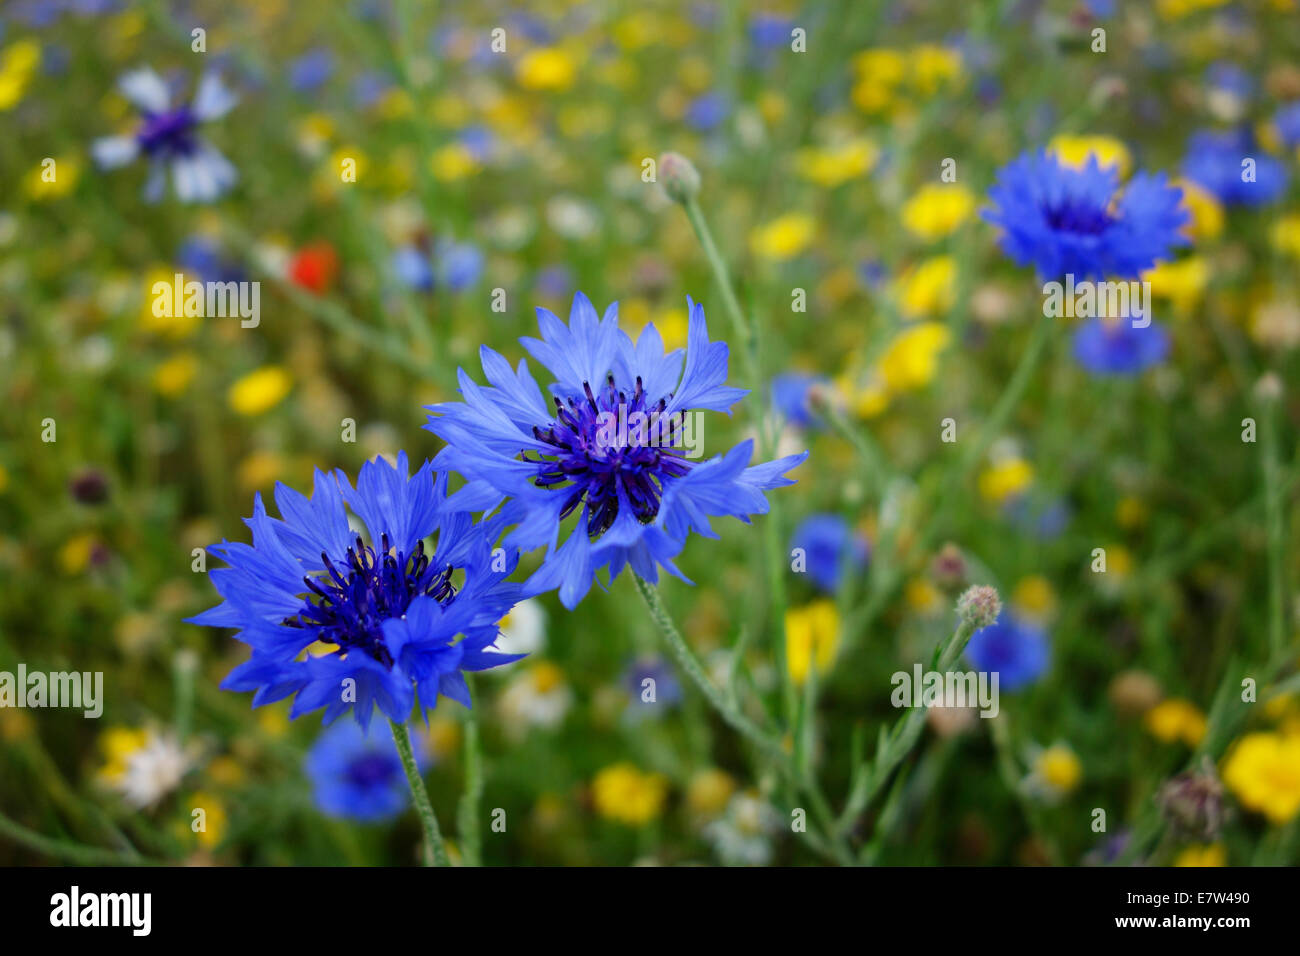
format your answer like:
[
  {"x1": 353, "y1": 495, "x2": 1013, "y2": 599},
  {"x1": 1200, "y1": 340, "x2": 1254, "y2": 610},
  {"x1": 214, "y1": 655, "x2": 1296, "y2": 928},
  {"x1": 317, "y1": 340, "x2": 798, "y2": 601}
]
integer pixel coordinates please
[
  {"x1": 389, "y1": 720, "x2": 449, "y2": 867},
  {"x1": 633, "y1": 576, "x2": 784, "y2": 761},
  {"x1": 0, "y1": 810, "x2": 158, "y2": 866},
  {"x1": 457, "y1": 678, "x2": 484, "y2": 868},
  {"x1": 1262, "y1": 395, "x2": 1286, "y2": 658}
]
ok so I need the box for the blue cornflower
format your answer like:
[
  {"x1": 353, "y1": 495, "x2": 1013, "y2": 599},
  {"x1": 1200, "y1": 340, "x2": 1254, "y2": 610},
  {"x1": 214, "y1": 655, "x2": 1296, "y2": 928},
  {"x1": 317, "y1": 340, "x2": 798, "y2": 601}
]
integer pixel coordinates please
[
  {"x1": 1182, "y1": 128, "x2": 1288, "y2": 205},
  {"x1": 789, "y1": 514, "x2": 869, "y2": 592},
  {"x1": 391, "y1": 240, "x2": 484, "y2": 294},
  {"x1": 92, "y1": 67, "x2": 238, "y2": 203},
  {"x1": 984, "y1": 150, "x2": 1188, "y2": 281},
  {"x1": 1273, "y1": 102, "x2": 1300, "y2": 149},
  {"x1": 964, "y1": 612, "x2": 1049, "y2": 691},
  {"x1": 424, "y1": 293, "x2": 808, "y2": 608},
  {"x1": 188, "y1": 453, "x2": 524, "y2": 729},
  {"x1": 685, "y1": 92, "x2": 729, "y2": 132},
  {"x1": 770, "y1": 372, "x2": 829, "y2": 429},
  {"x1": 1205, "y1": 62, "x2": 1253, "y2": 102},
  {"x1": 287, "y1": 48, "x2": 335, "y2": 93},
  {"x1": 623, "y1": 655, "x2": 683, "y2": 717},
  {"x1": 1072, "y1": 317, "x2": 1170, "y2": 376},
  {"x1": 305, "y1": 720, "x2": 425, "y2": 822}
]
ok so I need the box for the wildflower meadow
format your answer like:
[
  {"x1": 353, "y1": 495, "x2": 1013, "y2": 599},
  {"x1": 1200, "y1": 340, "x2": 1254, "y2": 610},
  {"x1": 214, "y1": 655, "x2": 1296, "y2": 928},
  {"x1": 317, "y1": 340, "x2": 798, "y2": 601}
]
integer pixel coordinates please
[{"x1": 2, "y1": 0, "x2": 1299, "y2": 898}]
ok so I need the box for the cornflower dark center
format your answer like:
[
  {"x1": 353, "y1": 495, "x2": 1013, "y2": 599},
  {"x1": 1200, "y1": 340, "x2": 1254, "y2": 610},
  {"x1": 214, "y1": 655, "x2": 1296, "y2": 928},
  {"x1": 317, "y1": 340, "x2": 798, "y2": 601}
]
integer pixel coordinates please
[
  {"x1": 283, "y1": 534, "x2": 455, "y2": 668},
  {"x1": 1043, "y1": 195, "x2": 1113, "y2": 235},
  {"x1": 136, "y1": 106, "x2": 199, "y2": 158},
  {"x1": 525, "y1": 374, "x2": 692, "y2": 538}
]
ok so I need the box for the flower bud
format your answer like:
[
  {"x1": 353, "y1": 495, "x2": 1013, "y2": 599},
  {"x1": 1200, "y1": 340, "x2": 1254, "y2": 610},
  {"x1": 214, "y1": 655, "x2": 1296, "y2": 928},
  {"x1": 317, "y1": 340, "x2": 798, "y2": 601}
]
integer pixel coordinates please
[
  {"x1": 956, "y1": 584, "x2": 1001, "y2": 630},
  {"x1": 659, "y1": 152, "x2": 700, "y2": 204},
  {"x1": 1156, "y1": 758, "x2": 1226, "y2": 842}
]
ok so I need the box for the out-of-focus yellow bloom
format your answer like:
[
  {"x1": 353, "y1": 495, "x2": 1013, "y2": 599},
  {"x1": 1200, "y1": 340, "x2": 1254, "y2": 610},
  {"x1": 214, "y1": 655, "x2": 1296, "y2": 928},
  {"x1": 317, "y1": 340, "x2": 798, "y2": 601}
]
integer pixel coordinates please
[
  {"x1": 1116, "y1": 495, "x2": 1148, "y2": 530},
  {"x1": 1173, "y1": 843, "x2": 1226, "y2": 866},
  {"x1": 24, "y1": 155, "x2": 81, "y2": 200},
  {"x1": 978, "y1": 458, "x2": 1033, "y2": 504},
  {"x1": 904, "y1": 577, "x2": 943, "y2": 615},
  {"x1": 1106, "y1": 544, "x2": 1134, "y2": 578},
  {"x1": 1216, "y1": 738, "x2": 1300, "y2": 827},
  {"x1": 686, "y1": 768, "x2": 735, "y2": 816},
  {"x1": 1249, "y1": 299, "x2": 1300, "y2": 351},
  {"x1": 1144, "y1": 256, "x2": 1209, "y2": 313},
  {"x1": 1012, "y1": 575, "x2": 1057, "y2": 619},
  {"x1": 1222, "y1": 732, "x2": 1300, "y2": 824},
  {"x1": 850, "y1": 379, "x2": 890, "y2": 418},
  {"x1": 795, "y1": 139, "x2": 879, "y2": 188},
  {"x1": 424, "y1": 716, "x2": 461, "y2": 760},
  {"x1": 1034, "y1": 744, "x2": 1082, "y2": 794},
  {"x1": 1145, "y1": 698, "x2": 1207, "y2": 747},
  {"x1": 878, "y1": 322, "x2": 951, "y2": 393},
  {"x1": 1174, "y1": 178, "x2": 1224, "y2": 242},
  {"x1": 650, "y1": 307, "x2": 687, "y2": 350},
  {"x1": 59, "y1": 533, "x2": 100, "y2": 575},
  {"x1": 1048, "y1": 134, "x2": 1132, "y2": 178},
  {"x1": 141, "y1": 268, "x2": 201, "y2": 338},
  {"x1": 1270, "y1": 214, "x2": 1300, "y2": 259},
  {"x1": 895, "y1": 255, "x2": 957, "y2": 318},
  {"x1": 257, "y1": 705, "x2": 289, "y2": 738},
  {"x1": 228, "y1": 366, "x2": 292, "y2": 416},
  {"x1": 237, "y1": 450, "x2": 285, "y2": 493},
  {"x1": 98, "y1": 727, "x2": 149, "y2": 784},
  {"x1": 0, "y1": 39, "x2": 40, "y2": 111},
  {"x1": 296, "y1": 113, "x2": 335, "y2": 156},
  {"x1": 785, "y1": 599, "x2": 840, "y2": 686},
  {"x1": 910, "y1": 44, "x2": 963, "y2": 95},
  {"x1": 612, "y1": 12, "x2": 660, "y2": 51},
  {"x1": 152, "y1": 353, "x2": 199, "y2": 397},
  {"x1": 430, "y1": 143, "x2": 479, "y2": 181},
  {"x1": 517, "y1": 47, "x2": 577, "y2": 92},
  {"x1": 851, "y1": 48, "x2": 907, "y2": 114},
  {"x1": 374, "y1": 88, "x2": 413, "y2": 120},
  {"x1": 187, "y1": 790, "x2": 227, "y2": 849},
  {"x1": 750, "y1": 213, "x2": 816, "y2": 261},
  {"x1": 1156, "y1": 0, "x2": 1230, "y2": 18},
  {"x1": 757, "y1": 90, "x2": 787, "y2": 126},
  {"x1": 591, "y1": 762, "x2": 667, "y2": 826},
  {"x1": 206, "y1": 756, "x2": 245, "y2": 788},
  {"x1": 902, "y1": 184, "x2": 976, "y2": 241}
]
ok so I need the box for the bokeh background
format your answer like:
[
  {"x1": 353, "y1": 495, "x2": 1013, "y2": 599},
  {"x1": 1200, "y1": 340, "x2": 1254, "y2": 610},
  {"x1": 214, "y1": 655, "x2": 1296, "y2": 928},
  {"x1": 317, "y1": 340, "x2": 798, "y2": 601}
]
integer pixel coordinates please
[{"x1": 2, "y1": 0, "x2": 1299, "y2": 866}]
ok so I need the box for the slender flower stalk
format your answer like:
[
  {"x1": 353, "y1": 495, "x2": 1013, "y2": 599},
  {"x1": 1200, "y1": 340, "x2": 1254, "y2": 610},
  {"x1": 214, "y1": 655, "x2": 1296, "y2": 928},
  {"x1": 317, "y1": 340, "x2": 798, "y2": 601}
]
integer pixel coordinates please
[
  {"x1": 457, "y1": 674, "x2": 484, "y2": 867},
  {"x1": 389, "y1": 719, "x2": 449, "y2": 867}
]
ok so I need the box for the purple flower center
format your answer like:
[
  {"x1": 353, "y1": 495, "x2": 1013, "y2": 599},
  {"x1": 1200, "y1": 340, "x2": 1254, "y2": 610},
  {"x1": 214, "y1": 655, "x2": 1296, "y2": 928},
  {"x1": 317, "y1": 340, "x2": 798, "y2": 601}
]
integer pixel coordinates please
[
  {"x1": 1044, "y1": 196, "x2": 1113, "y2": 235},
  {"x1": 526, "y1": 375, "x2": 692, "y2": 538},
  {"x1": 283, "y1": 534, "x2": 456, "y2": 668},
  {"x1": 346, "y1": 751, "x2": 399, "y2": 788},
  {"x1": 135, "y1": 106, "x2": 200, "y2": 158}
]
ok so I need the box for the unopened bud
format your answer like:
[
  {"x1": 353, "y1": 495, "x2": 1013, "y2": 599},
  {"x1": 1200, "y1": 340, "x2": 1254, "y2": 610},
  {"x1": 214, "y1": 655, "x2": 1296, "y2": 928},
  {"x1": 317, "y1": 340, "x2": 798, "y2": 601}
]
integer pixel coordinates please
[
  {"x1": 956, "y1": 585, "x2": 1001, "y2": 630},
  {"x1": 659, "y1": 152, "x2": 700, "y2": 204},
  {"x1": 930, "y1": 543, "x2": 967, "y2": 589},
  {"x1": 1156, "y1": 758, "x2": 1226, "y2": 842}
]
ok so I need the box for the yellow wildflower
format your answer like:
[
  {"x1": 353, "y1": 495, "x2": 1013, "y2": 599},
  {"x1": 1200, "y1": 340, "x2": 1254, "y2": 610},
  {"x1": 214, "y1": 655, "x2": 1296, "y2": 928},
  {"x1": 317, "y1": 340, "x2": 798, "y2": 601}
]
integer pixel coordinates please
[
  {"x1": 895, "y1": 256, "x2": 957, "y2": 318},
  {"x1": 152, "y1": 353, "x2": 199, "y2": 397},
  {"x1": 750, "y1": 213, "x2": 816, "y2": 261},
  {"x1": 517, "y1": 48, "x2": 577, "y2": 92},
  {"x1": 1173, "y1": 843, "x2": 1227, "y2": 866},
  {"x1": 1222, "y1": 732, "x2": 1300, "y2": 824},
  {"x1": 1012, "y1": 575, "x2": 1057, "y2": 620},
  {"x1": 978, "y1": 458, "x2": 1033, "y2": 503},
  {"x1": 1034, "y1": 744, "x2": 1082, "y2": 794},
  {"x1": 795, "y1": 139, "x2": 879, "y2": 188},
  {"x1": 186, "y1": 791, "x2": 227, "y2": 849},
  {"x1": 1145, "y1": 698, "x2": 1208, "y2": 747},
  {"x1": 1144, "y1": 256, "x2": 1209, "y2": 313},
  {"x1": 877, "y1": 322, "x2": 951, "y2": 392},
  {"x1": 1048, "y1": 134, "x2": 1132, "y2": 178},
  {"x1": 785, "y1": 600, "x2": 840, "y2": 685},
  {"x1": 686, "y1": 768, "x2": 735, "y2": 816},
  {"x1": 591, "y1": 762, "x2": 668, "y2": 826},
  {"x1": 1174, "y1": 178, "x2": 1224, "y2": 242},
  {"x1": 227, "y1": 366, "x2": 292, "y2": 416},
  {"x1": 901, "y1": 184, "x2": 976, "y2": 241}
]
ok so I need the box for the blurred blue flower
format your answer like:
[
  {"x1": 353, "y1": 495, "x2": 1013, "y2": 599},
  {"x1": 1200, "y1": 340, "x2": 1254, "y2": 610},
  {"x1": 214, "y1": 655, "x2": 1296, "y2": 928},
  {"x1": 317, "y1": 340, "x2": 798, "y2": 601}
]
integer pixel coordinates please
[
  {"x1": 771, "y1": 372, "x2": 828, "y2": 429},
  {"x1": 1274, "y1": 102, "x2": 1300, "y2": 148},
  {"x1": 288, "y1": 48, "x2": 335, "y2": 92},
  {"x1": 985, "y1": 150, "x2": 1188, "y2": 280},
  {"x1": 534, "y1": 264, "x2": 574, "y2": 300},
  {"x1": 1072, "y1": 318, "x2": 1170, "y2": 376},
  {"x1": 352, "y1": 70, "x2": 394, "y2": 108},
  {"x1": 623, "y1": 655, "x2": 682, "y2": 716},
  {"x1": 749, "y1": 14, "x2": 794, "y2": 50},
  {"x1": 177, "y1": 235, "x2": 244, "y2": 284},
  {"x1": 1205, "y1": 62, "x2": 1253, "y2": 101},
  {"x1": 1181, "y1": 128, "x2": 1288, "y2": 205},
  {"x1": 305, "y1": 720, "x2": 425, "y2": 822},
  {"x1": 685, "y1": 92, "x2": 729, "y2": 132},
  {"x1": 425, "y1": 293, "x2": 808, "y2": 608},
  {"x1": 92, "y1": 68, "x2": 238, "y2": 203},
  {"x1": 790, "y1": 514, "x2": 869, "y2": 592},
  {"x1": 189, "y1": 453, "x2": 524, "y2": 729},
  {"x1": 391, "y1": 240, "x2": 483, "y2": 293},
  {"x1": 964, "y1": 612, "x2": 1050, "y2": 691}
]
